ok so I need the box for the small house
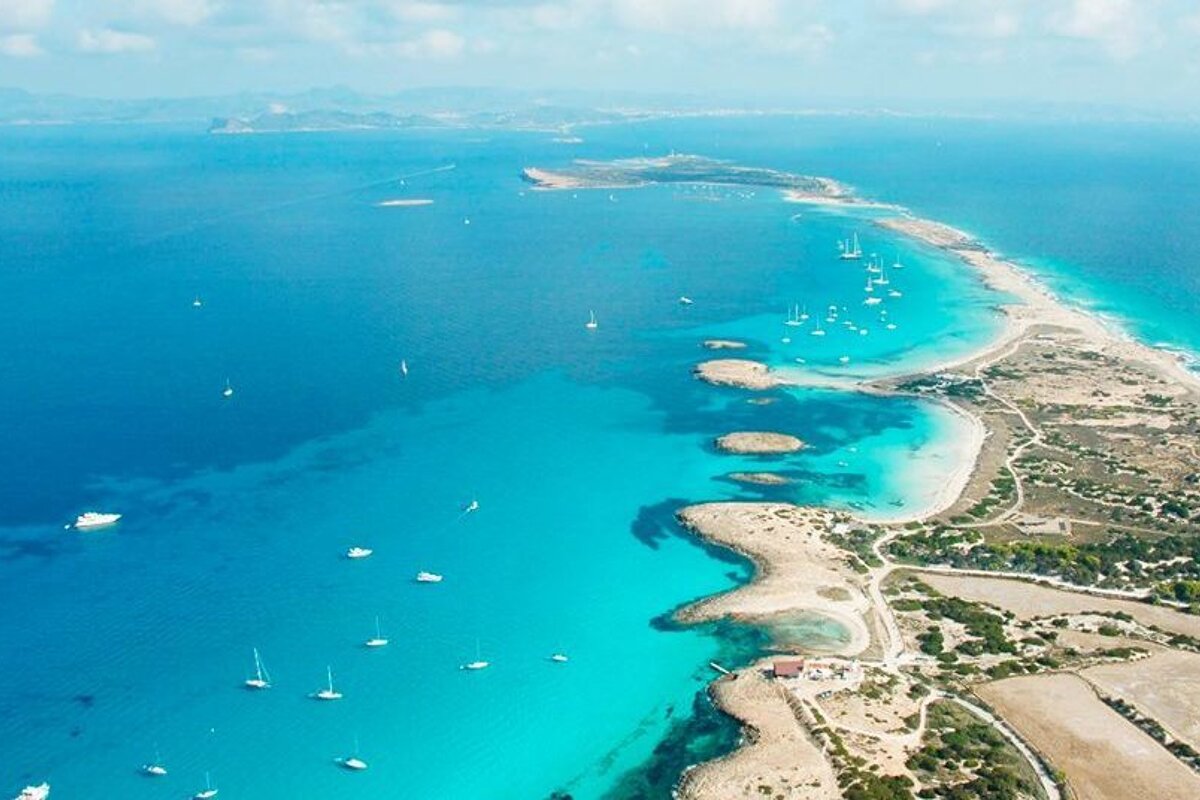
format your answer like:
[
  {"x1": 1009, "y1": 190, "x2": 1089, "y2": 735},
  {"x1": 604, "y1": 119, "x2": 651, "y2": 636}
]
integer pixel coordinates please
[{"x1": 772, "y1": 659, "x2": 805, "y2": 679}]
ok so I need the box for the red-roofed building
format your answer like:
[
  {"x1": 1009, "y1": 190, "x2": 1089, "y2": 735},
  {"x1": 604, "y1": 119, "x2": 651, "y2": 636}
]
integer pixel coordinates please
[{"x1": 772, "y1": 659, "x2": 805, "y2": 679}]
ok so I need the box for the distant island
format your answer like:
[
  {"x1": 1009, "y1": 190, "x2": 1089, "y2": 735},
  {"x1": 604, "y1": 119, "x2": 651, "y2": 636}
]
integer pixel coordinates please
[
  {"x1": 209, "y1": 110, "x2": 442, "y2": 134},
  {"x1": 522, "y1": 155, "x2": 855, "y2": 203}
]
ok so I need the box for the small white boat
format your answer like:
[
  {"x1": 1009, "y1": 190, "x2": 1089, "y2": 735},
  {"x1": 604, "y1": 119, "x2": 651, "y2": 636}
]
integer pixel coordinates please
[
  {"x1": 313, "y1": 666, "x2": 343, "y2": 701},
  {"x1": 400, "y1": 359, "x2": 409, "y2": 378},
  {"x1": 192, "y1": 297, "x2": 203, "y2": 308},
  {"x1": 859, "y1": 328, "x2": 869, "y2": 336},
  {"x1": 892, "y1": 253, "x2": 905, "y2": 269},
  {"x1": 863, "y1": 296, "x2": 882, "y2": 306},
  {"x1": 463, "y1": 499, "x2": 480, "y2": 513},
  {"x1": 72, "y1": 511, "x2": 121, "y2": 530},
  {"x1": 810, "y1": 325, "x2": 826, "y2": 337},
  {"x1": 192, "y1": 772, "x2": 217, "y2": 800},
  {"x1": 864, "y1": 276, "x2": 874, "y2": 293},
  {"x1": 415, "y1": 571, "x2": 443, "y2": 583},
  {"x1": 678, "y1": 296, "x2": 694, "y2": 305},
  {"x1": 340, "y1": 756, "x2": 369, "y2": 771},
  {"x1": 461, "y1": 640, "x2": 489, "y2": 671},
  {"x1": 244, "y1": 647, "x2": 271, "y2": 690},
  {"x1": 886, "y1": 323, "x2": 898, "y2": 330},
  {"x1": 875, "y1": 267, "x2": 889, "y2": 286},
  {"x1": 838, "y1": 355, "x2": 851, "y2": 364},
  {"x1": 346, "y1": 546, "x2": 373, "y2": 559},
  {"x1": 799, "y1": 305, "x2": 809, "y2": 321},
  {"x1": 888, "y1": 289, "x2": 903, "y2": 298},
  {"x1": 780, "y1": 337, "x2": 791, "y2": 344},
  {"x1": 222, "y1": 380, "x2": 234, "y2": 399},
  {"x1": 784, "y1": 304, "x2": 802, "y2": 327},
  {"x1": 141, "y1": 746, "x2": 167, "y2": 776},
  {"x1": 364, "y1": 616, "x2": 388, "y2": 648},
  {"x1": 16, "y1": 784, "x2": 49, "y2": 800},
  {"x1": 550, "y1": 653, "x2": 569, "y2": 663},
  {"x1": 463, "y1": 217, "x2": 471, "y2": 225},
  {"x1": 585, "y1": 310, "x2": 598, "y2": 330}
]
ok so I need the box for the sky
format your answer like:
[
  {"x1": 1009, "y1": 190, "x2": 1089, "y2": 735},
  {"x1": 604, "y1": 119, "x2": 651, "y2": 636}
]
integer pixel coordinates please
[{"x1": 1, "y1": 0, "x2": 1199, "y2": 109}]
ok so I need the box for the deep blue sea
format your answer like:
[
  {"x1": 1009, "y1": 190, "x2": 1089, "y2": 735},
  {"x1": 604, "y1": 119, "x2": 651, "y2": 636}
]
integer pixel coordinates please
[{"x1": 1, "y1": 114, "x2": 1195, "y2": 799}]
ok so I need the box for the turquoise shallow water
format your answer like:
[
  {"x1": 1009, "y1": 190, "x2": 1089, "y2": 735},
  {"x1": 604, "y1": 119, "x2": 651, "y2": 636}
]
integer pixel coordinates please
[{"x1": 0, "y1": 120, "x2": 1008, "y2": 798}]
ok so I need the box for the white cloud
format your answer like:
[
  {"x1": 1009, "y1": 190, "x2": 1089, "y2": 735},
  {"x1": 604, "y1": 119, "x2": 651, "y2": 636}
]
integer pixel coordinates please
[
  {"x1": 611, "y1": 0, "x2": 779, "y2": 33},
  {"x1": 78, "y1": 27, "x2": 158, "y2": 53},
  {"x1": 134, "y1": 0, "x2": 217, "y2": 26},
  {"x1": 0, "y1": 33, "x2": 42, "y2": 56},
  {"x1": 892, "y1": 0, "x2": 954, "y2": 14},
  {"x1": 526, "y1": 1, "x2": 591, "y2": 31},
  {"x1": 391, "y1": 2, "x2": 460, "y2": 24},
  {"x1": 0, "y1": 0, "x2": 54, "y2": 31},
  {"x1": 236, "y1": 46, "x2": 275, "y2": 61},
  {"x1": 1049, "y1": 0, "x2": 1148, "y2": 59},
  {"x1": 289, "y1": 1, "x2": 355, "y2": 43},
  {"x1": 394, "y1": 28, "x2": 465, "y2": 58},
  {"x1": 949, "y1": 8, "x2": 1019, "y2": 39},
  {"x1": 767, "y1": 23, "x2": 835, "y2": 58}
]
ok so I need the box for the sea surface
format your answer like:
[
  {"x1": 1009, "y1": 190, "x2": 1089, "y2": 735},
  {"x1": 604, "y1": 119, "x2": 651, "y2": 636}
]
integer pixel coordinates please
[{"x1": 1, "y1": 114, "x2": 1191, "y2": 798}]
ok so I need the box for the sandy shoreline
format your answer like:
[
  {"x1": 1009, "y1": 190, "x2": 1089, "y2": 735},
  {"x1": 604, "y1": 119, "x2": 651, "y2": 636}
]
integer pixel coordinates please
[
  {"x1": 672, "y1": 178, "x2": 1200, "y2": 797},
  {"x1": 676, "y1": 503, "x2": 872, "y2": 658}
]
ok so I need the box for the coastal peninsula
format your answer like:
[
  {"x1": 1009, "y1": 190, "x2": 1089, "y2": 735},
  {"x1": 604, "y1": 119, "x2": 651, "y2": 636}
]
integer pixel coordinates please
[{"x1": 527, "y1": 154, "x2": 1200, "y2": 799}]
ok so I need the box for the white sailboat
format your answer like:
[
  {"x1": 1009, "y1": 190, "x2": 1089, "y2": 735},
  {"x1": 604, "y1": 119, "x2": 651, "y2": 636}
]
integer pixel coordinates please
[
  {"x1": 585, "y1": 310, "x2": 598, "y2": 330},
  {"x1": 810, "y1": 322, "x2": 826, "y2": 337},
  {"x1": 875, "y1": 267, "x2": 889, "y2": 286},
  {"x1": 892, "y1": 253, "x2": 905, "y2": 269},
  {"x1": 400, "y1": 359, "x2": 408, "y2": 378},
  {"x1": 192, "y1": 297, "x2": 203, "y2": 308},
  {"x1": 141, "y1": 747, "x2": 167, "y2": 777},
  {"x1": 678, "y1": 296, "x2": 694, "y2": 305},
  {"x1": 244, "y1": 647, "x2": 271, "y2": 690},
  {"x1": 799, "y1": 304, "x2": 809, "y2": 322},
  {"x1": 888, "y1": 289, "x2": 903, "y2": 298},
  {"x1": 838, "y1": 233, "x2": 862, "y2": 260},
  {"x1": 338, "y1": 736, "x2": 369, "y2": 771},
  {"x1": 14, "y1": 786, "x2": 49, "y2": 800},
  {"x1": 222, "y1": 380, "x2": 234, "y2": 399},
  {"x1": 365, "y1": 616, "x2": 388, "y2": 648},
  {"x1": 346, "y1": 546, "x2": 373, "y2": 559},
  {"x1": 313, "y1": 666, "x2": 343, "y2": 700},
  {"x1": 549, "y1": 653, "x2": 569, "y2": 663},
  {"x1": 192, "y1": 772, "x2": 217, "y2": 800},
  {"x1": 784, "y1": 304, "x2": 802, "y2": 327},
  {"x1": 415, "y1": 571, "x2": 443, "y2": 583},
  {"x1": 461, "y1": 640, "x2": 490, "y2": 671},
  {"x1": 864, "y1": 276, "x2": 874, "y2": 293}
]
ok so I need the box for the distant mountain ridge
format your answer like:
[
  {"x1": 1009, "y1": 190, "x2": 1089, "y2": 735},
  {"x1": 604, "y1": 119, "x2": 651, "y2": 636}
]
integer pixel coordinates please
[{"x1": 0, "y1": 86, "x2": 695, "y2": 130}]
